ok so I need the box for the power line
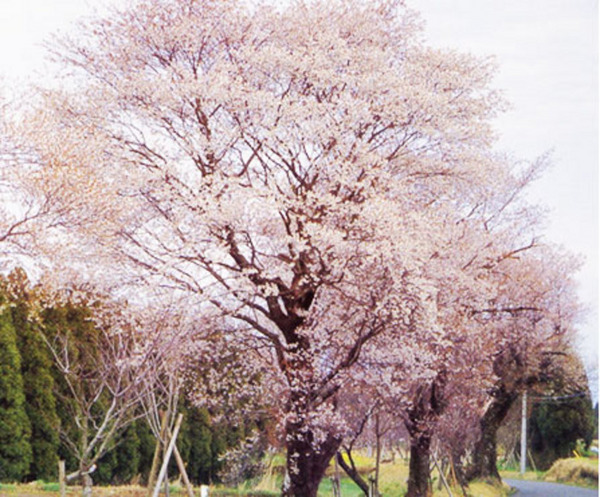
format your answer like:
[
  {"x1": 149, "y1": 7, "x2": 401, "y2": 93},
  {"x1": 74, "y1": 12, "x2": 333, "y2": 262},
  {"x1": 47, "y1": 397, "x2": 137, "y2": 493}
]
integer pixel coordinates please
[{"x1": 530, "y1": 392, "x2": 588, "y2": 402}]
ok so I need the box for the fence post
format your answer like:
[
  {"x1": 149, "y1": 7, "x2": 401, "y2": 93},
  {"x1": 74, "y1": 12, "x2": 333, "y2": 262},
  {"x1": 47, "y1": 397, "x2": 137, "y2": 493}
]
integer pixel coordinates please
[{"x1": 58, "y1": 460, "x2": 66, "y2": 497}]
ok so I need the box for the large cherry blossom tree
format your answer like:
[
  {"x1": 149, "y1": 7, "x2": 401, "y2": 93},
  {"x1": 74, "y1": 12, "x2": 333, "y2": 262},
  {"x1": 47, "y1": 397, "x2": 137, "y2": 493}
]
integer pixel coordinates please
[{"x1": 9, "y1": 0, "x2": 564, "y2": 494}]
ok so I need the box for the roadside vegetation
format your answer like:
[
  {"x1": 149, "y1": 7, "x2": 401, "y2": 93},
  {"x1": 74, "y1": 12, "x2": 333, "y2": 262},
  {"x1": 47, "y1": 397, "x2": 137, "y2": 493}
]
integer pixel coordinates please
[
  {"x1": 2, "y1": 454, "x2": 597, "y2": 496},
  {"x1": 0, "y1": 452, "x2": 516, "y2": 496},
  {"x1": 500, "y1": 455, "x2": 598, "y2": 491}
]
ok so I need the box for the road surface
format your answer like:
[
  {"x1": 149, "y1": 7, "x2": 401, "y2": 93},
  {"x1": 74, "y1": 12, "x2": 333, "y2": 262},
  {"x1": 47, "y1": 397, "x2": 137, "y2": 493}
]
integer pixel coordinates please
[{"x1": 505, "y1": 479, "x2": 598, "y2": 496}]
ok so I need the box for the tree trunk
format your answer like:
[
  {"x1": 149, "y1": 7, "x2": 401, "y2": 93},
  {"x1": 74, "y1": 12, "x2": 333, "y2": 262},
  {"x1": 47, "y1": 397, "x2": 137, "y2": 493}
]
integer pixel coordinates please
[
  {"x1": 81, "y1": 472, "x2": 93, "y2": 497},
  {"x1": 406, "y1": 431, "x2": 432, "y2": 497},
  {"x1": 405, "y1": 371, "x2": 447, "y2": 497},
  {"x1": 468, "y1": 388, "x2": 518, "y2": 482},
  {"x1": 336, "y1": 451, "x2": 369, "y2": 496},
  {"x1": 374, "y1": 412, "x2": 381, "y2": 495},
  {"x1": 282, "y1": 420, "x2": 341, "y2": 497},
  {"x1": 450, "y1": 447, "x2": 468, "y2": 492}
]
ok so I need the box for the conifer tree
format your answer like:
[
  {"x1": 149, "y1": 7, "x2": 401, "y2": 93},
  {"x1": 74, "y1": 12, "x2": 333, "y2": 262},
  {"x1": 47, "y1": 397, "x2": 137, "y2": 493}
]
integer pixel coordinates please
[
  {"x1": 0, "y1": 305, "x2": 32, "y2": 481},
  {"x1": 13, "y1": 299, "x2": 60, "y2": 481},
  {"x1": 184, "y1": 408, "x2": 214, "y2": 485}
]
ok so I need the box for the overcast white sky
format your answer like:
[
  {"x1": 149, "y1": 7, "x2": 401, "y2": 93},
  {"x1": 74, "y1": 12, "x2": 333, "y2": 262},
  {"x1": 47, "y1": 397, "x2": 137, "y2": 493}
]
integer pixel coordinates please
[{"x1": 0, "y1": 0, "x2": 597, "y2": 394}]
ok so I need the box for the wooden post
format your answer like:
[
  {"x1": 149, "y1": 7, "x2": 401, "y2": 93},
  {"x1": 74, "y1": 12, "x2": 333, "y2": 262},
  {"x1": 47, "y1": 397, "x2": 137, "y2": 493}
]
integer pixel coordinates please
[
  {"x1": 172, "y1": 443, "x2": 195, "y2": 497},
  {"x1": 58, "y1": 460, "x2": 66, "y2": 497},
  {"x1": 148, "y1": 410, "x2": 170, "y2": 497},
  {"x1": 527, "y1": 449, "x2": 538, "y2": 473},
  {"x1": 152, "y1": 413, "x2": 184, "y2": 497},
  {"x1": 432, "y1": 455, "x2": 453, "y2": 497},
  {"x1": 449, "y1": 456, "x2": 458, "y2": 488}
]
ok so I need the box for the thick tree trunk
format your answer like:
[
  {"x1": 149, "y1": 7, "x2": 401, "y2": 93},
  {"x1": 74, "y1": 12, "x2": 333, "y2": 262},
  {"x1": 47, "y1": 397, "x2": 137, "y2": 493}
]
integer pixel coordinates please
[
  {"x1": 282, "y1": 420, "x2": 341, "y2": 497},
  {"x1": 405, "y1": 371, "x2": 447, "y2": 497},
  {"x1": 468, "y1": 388, "x2": 518, "y2": 482},
  {"x1": 406, "y1": 431, "x2": 432, "y2": 497},
  {"x1": 450, "y1": 447, "x2": 468, "y2": 491},
  {"x1": 81, "y1": 472, "x2": 93, "y2": 497}
]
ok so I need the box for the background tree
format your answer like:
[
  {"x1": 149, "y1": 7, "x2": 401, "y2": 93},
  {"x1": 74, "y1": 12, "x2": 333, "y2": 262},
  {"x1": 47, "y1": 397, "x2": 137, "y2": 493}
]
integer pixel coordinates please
[
  {"x1": 7, "y1": 273, "x2": 61, "y2": 482},
  {"x1": 0, "y1": 300, "x2": 32, "y2": 481},
  {"x1": 529, "y1": 393, "x2": 595, "y2": 469},
  {"x1": 177, "y1": 404, "x2": 219, "y2": 485},
  {"x1": 528, "y1": 359, "x2": 596, "y2": 470},
  {"x1": 466, "y1": 246, "x2": 581, "y2": 482},
  {"x1": 0, "y1": 271, "x2": 61, "y2": 482}
]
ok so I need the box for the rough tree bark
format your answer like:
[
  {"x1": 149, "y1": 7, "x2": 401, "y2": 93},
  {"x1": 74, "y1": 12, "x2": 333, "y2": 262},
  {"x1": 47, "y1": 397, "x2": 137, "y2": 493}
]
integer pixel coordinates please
[
  {"x1": 81, "y1": 473, "x2": 93, "y2": 497},
  {"x1": 405, "y1": 372, "x2": 447, "y2": 497},
  {"x1": 406, "y1": 430, "x2": 433, "y2": 497},
  {"x1": 79, "y1": 460, "x2": 94, "y2": 497},
  {"x1": 450, "y1": 446, "x2": 469, "y2": 492},
  {"x1": 282, "y1": 422, "x2": 341, "y2": 497},
  {"x1": 467, "y1": 384, "x2": 518, "y2": 482}
]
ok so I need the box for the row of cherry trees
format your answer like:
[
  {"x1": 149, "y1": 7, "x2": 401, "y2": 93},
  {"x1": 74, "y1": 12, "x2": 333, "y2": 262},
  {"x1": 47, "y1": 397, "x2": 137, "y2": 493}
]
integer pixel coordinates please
[{"x1": 0, "y1": 0, "x2": 585, "y2": 496}]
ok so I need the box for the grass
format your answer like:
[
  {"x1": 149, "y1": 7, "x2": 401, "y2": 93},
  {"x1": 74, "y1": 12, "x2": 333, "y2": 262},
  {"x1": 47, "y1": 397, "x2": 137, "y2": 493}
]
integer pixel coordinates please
[
  {"x1": 499, "y1": 468, "x2": 545, "y2": 481},
  {"x1": 467, "y1": 480, "x2": 513, "y2": 497},
  {"x1": 2, "y1": 453, "x2": 565, "y2": 497},
  {"x1": 543, "y1": 457, "x2": 599, "y2": 489},
  {"x1": 201, "y1": 454, "x2": 510, "y2": 496},
  {"x1": 0, "y1": 478, "x2": 512, "y2": 497},
  {"x1": 499, "y1": 455, "x2": 599, "y2": 489},
  {"x1": 0, "y1": 482, "x2": 183, "y2": 496}
]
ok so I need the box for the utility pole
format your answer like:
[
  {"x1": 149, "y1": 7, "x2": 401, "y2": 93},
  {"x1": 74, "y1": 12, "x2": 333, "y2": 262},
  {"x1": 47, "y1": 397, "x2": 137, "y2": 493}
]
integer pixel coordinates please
[{"x1": 520, "y1": 390, "x2": 527, "y2": 475}]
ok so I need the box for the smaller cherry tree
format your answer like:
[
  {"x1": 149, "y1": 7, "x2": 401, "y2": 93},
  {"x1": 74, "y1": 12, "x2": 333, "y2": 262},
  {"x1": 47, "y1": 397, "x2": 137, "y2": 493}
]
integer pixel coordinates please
[{"x1": 39, "y1": 290, "x2": 156, "y2": 497}]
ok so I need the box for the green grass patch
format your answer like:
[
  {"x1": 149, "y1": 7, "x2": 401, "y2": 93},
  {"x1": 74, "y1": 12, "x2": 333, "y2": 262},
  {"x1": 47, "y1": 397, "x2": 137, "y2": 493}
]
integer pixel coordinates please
[{"x1": 318, "y1": 476, "x2": 365, "y2": 497}]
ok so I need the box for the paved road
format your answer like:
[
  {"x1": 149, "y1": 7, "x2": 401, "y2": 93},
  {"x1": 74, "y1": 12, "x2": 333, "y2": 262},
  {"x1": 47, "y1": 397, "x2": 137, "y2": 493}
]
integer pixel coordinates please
[{"x1": 505, "y1": 479, "x2": 598, "y2": 496}]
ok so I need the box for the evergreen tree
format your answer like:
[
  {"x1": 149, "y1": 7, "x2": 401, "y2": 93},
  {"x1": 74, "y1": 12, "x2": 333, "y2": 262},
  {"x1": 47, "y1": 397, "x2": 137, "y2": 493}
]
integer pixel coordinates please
[
  {"x1": 0, "y1": 306, "x2": 32, "y2": 481},
  {"x1": 13, "y1": 300, "x2": 60, "y2": 481},
  {"x1": 94, "y1": 450, "x2": 117, "y2": 485},
  {"x1": 94, "y1": 423, "x2": 142, "y2": 485},
  {"x1": 134, "y1": 420, "x2": 156, "y2": 484},
  {"x1": 185, "y1": 407, "x2": 214, "y2": 485},
  {"x1": 530, "y1": 392, "x2": 596, "y2": 469},
  {"x1": 113, "y1": 422, "x2": 142, "y2": 484}
]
